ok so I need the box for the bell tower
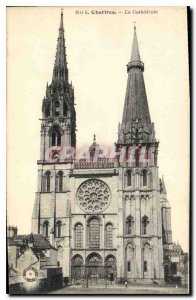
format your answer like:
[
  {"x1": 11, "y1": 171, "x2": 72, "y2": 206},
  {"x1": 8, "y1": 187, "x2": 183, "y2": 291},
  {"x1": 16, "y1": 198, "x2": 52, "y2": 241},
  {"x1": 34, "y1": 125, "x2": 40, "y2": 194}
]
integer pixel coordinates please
[
  {"x1": 32, "y1": 12, "x2": 76, "y2": 277},
  {"x1": 116, "y1": 25, "x2": 164, "y2": 282},
  {"x1": 40, "y1": 10, "x2": 76, "y2": 162}
]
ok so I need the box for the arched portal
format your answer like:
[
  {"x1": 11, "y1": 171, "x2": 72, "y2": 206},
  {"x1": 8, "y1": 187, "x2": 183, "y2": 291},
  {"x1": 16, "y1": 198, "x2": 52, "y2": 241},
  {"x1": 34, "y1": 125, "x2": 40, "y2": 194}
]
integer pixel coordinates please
[
  {"x1": 105, "y1": 255, "x2": 117, "y2": 279},
  {"x1": 71, "y1": 255, "x2": 84, "y2": 279},
  {"x1": 86, "y1": 253, "x2": 104, "y2": 279}
]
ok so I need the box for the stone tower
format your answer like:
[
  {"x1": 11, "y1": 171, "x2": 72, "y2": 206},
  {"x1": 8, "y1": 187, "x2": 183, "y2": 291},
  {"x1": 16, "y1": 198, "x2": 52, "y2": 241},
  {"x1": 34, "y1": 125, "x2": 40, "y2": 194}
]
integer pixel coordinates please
[
  {"x1": 116, "y1": 25, "x2": 164, "y2": 282},
  {"x1": 40, "y1": 10, "x2": 76, "y2": 163},
  {"x1": 32, "y1": 11, "x2": 76, "y2": 276}
]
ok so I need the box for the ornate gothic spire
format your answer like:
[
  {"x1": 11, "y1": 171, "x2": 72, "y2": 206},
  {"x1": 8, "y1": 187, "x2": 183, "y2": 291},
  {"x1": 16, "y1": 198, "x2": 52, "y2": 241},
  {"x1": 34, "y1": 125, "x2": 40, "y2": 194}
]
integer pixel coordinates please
[
  {"x1": 52, "y1": 10, "x2": 68, "y2": 83},
  {"x1": 41, "y1": 10, "x2": 76, "y2": 151},
  {"x1": 119, "y1": 25, "x2": 155, "y2": 144}
]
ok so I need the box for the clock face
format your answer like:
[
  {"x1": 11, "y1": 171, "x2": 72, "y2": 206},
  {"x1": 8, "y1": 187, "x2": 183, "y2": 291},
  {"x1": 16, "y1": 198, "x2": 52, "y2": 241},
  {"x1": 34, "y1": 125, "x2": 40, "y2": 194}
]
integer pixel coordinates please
[
  {"x1": 77, "y1": 179, "x2": 111, "y2": 213},
  {"x1": 23, "y1": 267, "x2": 38, "y2": 282}
]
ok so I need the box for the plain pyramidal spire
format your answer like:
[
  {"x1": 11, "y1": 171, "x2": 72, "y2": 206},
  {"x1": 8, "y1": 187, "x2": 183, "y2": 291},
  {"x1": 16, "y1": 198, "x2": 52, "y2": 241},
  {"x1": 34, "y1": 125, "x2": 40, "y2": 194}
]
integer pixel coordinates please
[{"x1": 119, "y1": 24, "x2": 155, "y2": 144}]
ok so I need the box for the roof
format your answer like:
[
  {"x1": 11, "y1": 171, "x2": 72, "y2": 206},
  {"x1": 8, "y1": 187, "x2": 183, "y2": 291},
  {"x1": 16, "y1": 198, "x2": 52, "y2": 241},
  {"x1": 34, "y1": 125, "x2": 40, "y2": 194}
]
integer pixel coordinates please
[
  {"x1": 12, "y1": 234, "x2": 56, "y2": 250},
  {"x1": 41, "y1": 266, "x2": 62, "y2": 269},
  {"x1": 31, "y1": 248, "x2": 46, "y2": 259},
  {"x1": 7, "y1": 237, "x2": 19, "y2": 247}
]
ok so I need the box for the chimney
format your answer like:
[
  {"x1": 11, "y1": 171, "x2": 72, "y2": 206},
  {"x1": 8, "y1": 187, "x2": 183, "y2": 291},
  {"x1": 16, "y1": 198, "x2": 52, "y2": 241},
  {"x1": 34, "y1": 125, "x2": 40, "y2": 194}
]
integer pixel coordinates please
[{"x1": 7, "y1": 225, "x2": 18, "y2": 238}]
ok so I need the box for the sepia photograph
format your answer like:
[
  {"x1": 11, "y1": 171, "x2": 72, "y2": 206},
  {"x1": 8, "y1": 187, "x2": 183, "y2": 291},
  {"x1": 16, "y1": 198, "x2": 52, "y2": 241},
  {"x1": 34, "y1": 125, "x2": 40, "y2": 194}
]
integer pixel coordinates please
[{"x1": 6, "y1": 6, "x2": 190, "y2": 295}]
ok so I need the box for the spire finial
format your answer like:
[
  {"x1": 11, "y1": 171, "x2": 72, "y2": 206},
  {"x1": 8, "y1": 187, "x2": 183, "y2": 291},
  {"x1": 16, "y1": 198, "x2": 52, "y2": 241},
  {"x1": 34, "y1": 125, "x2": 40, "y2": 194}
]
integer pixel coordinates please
[
  {"x1": 134, "y1": 21, "x2": 136, "y2": 31},
  {"x1": 93, "y1": 134, "x2": 96, "y2": 142},
  {"x1": 60, "y1": 8, "x2": 64, "y2": 30}
]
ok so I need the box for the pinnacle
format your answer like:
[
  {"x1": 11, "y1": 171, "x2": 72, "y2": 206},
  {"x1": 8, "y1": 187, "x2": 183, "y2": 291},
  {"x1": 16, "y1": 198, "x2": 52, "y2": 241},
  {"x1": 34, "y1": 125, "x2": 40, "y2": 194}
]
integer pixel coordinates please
[{"x1": 161, "y1": 176, "x2": 167, "y2": 194}]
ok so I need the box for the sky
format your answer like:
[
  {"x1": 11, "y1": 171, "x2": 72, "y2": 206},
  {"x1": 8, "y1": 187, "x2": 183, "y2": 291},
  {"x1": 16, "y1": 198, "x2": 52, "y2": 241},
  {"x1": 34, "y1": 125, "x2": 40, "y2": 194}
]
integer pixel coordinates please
[{"x1": 7, "y1": 6, "x2": 189, "y2": 252}]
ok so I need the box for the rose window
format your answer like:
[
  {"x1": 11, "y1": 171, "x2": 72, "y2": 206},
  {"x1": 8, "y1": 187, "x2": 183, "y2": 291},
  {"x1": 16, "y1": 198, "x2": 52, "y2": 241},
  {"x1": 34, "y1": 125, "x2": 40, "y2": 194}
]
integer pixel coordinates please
[{"x1": 77, "y1": 179, "x2": 111, "y2": 213}]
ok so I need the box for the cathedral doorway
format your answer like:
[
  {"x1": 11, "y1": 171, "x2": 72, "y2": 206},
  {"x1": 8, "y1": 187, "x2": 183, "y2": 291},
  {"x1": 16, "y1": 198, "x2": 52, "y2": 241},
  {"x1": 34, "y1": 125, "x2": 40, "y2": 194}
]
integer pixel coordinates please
[
  {"x1": 71, "y1": 253, "x2": 116, "y2": 285},
  {"x1": 85, "y1": 253, "x2": 104, "y2": 280},
  {"x1": 105, "y1": 255, "x2": 117, "y2": 280},
  {"x1": 71, "y1": 255, "x2": 84, "y2": 280}
]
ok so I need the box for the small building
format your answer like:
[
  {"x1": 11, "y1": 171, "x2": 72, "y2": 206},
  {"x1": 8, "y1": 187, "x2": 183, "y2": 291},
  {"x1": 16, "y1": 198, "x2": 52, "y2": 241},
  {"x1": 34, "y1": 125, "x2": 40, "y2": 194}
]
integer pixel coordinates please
[
  {"x1": 7, "y1": 228, "x2": 63, "y2": 294},
  {"x1": 163, "y1": 242, "x2": 189, "y2": 286}
]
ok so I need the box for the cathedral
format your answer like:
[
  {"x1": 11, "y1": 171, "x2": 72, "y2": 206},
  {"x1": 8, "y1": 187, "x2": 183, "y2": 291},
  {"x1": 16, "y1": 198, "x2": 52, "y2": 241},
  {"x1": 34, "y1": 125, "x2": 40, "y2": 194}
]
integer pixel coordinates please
[{"x1": 31, "y1": 11, "x2": 182, "y2": 284}]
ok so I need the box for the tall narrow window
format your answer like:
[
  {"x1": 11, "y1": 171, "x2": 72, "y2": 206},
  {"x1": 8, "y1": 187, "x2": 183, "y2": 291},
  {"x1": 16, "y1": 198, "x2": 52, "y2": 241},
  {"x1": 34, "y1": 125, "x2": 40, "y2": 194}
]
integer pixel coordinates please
[
  {"x1": 75, "y1": 223, "x2": 83, "y2": 248},
  {"x1": 127, "y1": 170, "x2": 132, "y2": 186},
  {"x1": 51, "y1": 126, "x2": 61, "y2": 147},
  {"x1": 56, "y1": 221, "x2": 62, "y2": 237},
  {"x1": 135, "y1": 147, "x2": 140, "y2": 167},
  {"x1": 128, "y1": 261, "x2": 131, "y2": 272},
  {"x1": 126, "y1": 244, "x2": 135, "y2": 275},
  {"x1": 143, "y1": 244, "x2": 151, "y2": 278},
  {"x1": 52, "y1": 132, "x2": 61, "y2": 146},
  {"x1": 57, "y1": 133, "x2": 61, "y2": 146},
  {"x1": 63, "y1": 102, "x2": 68, "y2": 116},
  {"x1": 105, "y1": 223, "x2": 113, "y2": 248},
  {"x1": 142, "y1": 216, "x2": 149, "y2": 235},
  {"x1": 56, "y1": 171, "x2": 63, "y2": 192},
  {"x1": 144, "y1": 261, "x2": 147, "y2": 272},
  {"x1": 43, "y1": 221, "x2": 49, "y2": 237},
  {"x1": 142, "y1": 169, "x2": 148, "y2": 186},
  {"x1": 54, "y1": 101, "x2": 60, "y2": 116},
  {"x1": 52, "y1": 132, "x2": 56, "y2": 146},
  {"x1": 89, "y1": 218, "x2": 100, "y2": 249},
  {"x1": 45, "y1": 104, "x2": 50, "y2": 118},
  {"x1": 126, "y1": 215, "x2": 134, "y2": 235},
  {"x1": 43, "y1": 171, "x2": 50, "y2": 192},
  {"x1": 46, "y1": 172, "x2": 50, "y2": 192}
]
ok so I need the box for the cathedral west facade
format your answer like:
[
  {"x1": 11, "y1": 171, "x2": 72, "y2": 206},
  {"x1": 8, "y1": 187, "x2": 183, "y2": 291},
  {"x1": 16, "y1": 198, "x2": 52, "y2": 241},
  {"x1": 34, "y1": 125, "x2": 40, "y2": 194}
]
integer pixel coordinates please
[{"x1": 32, "y1": 11, "x2": 176, "y2": 284}]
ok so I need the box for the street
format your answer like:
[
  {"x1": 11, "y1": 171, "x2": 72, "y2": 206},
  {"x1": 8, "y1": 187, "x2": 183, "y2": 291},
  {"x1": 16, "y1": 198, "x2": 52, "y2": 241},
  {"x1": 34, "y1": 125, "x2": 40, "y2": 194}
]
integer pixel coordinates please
[{"x1": 48, "y1": 284, "x2": 189, "y2": 295}]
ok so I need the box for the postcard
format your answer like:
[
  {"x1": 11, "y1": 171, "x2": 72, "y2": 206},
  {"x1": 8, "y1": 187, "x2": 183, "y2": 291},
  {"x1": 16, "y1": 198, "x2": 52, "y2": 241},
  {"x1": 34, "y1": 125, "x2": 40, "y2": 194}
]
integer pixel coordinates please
[{"x1": 7, "y1": 6, "x2": 190, "y2": 295}]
